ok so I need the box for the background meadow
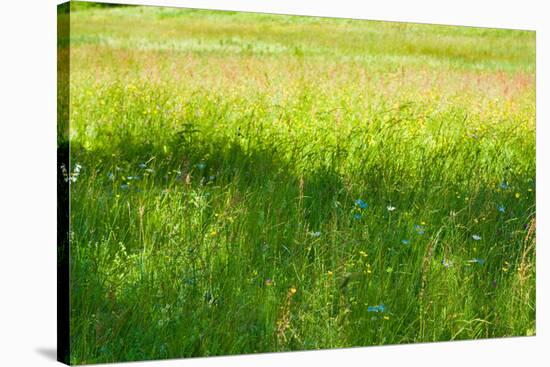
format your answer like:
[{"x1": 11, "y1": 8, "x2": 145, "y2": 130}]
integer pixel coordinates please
[{"x1": 65, "y1": 3, "x2": 535, "y2": 364}]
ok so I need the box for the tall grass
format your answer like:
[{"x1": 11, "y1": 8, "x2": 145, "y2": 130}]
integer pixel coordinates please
[{"x1": 67, "y1": 4, "x2": 535, "y2": 364}]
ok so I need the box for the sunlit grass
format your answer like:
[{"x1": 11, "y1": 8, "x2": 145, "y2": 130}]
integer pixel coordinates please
[{"x1": 67, "y1": 3, "x2": 535, "y2": 364}]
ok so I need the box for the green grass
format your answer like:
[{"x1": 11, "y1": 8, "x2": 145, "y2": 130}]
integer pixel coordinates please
[{"x1": 65, "y1": 3, "x2": 535, "y2": 364}]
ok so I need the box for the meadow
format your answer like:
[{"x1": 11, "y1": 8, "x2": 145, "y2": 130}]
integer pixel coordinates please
[{"x1": 65, "y1": 3, "x2": 535, "y2": 364}]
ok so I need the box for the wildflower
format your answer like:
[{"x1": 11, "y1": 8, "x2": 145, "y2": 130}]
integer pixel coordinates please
[
  {"x1": 468, "y1": 258, "x2": 485, "y2": 265},
  {"x1": 500, "y1": 181, "x2": 509, "y2": 189},
  {"x1": 515, "y1": 192, "x2": 521, "y2": 199},
  {"x1": 309, "y1": 231, "x2": 321, "y2": 237},
  {"x1": 367, "y1": 304, "x2": 386, "y2": 313},
  {"x1": 414, "y1": 225, "x2": 425, "y2": 235},
  {"x1": 441, "y1": 258, "x2": 453, "y2": 268},
  {"x1": 327, "y1": 271, "x2": 333, "y2": 276},
  {"x1": 359, "y1": 250, "x2": 368, "y2": 257},
  {"x1": 138, "y1": 163, "x2": 147, "y2": 169},
  {"x1": 472, "y1": 234, "x2": 482, "y2": 241},
  {"x1": 265, "y1": 278, "x2": 273, "y2": 286},
  {"x1": 353, "y1": 213, "x2": 363, "y2": 220},
  {"x1": 387, "y1": 206, "x2": 396, "y2": 212},
  {"x1": 355, "y1": 199, "x2": 368, "y2": 209},
  {"x1": 60, "y1": 164, "x2": 69, "y2": 182},
  {"x1": 401, "y1": 239, "x2": 410, "y2": 246},
  {"x1": 69, "y1": 163, "x2": 82, "y2": 182},
  {"x1": 383, "y1": 316, "x2": 390, "y2": 320},
  {"x1": 497, "y1": 204, "x2": 505, "y2": 213},
  {"x1": 289, "y1": 287, "x2": 297, "y2": 295}
]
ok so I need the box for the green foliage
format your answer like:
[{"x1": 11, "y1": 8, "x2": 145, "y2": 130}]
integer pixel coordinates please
[{"x1": 67, "y1": 5, "x2": 536, "y2": 364}]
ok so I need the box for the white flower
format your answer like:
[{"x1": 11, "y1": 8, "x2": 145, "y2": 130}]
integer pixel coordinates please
[
  {"x1": 472, "y1": 235, "x2": 482, "y2": 241},
  {"x1": 387, "y1": 206, "x2": 396, "y2": 212}
]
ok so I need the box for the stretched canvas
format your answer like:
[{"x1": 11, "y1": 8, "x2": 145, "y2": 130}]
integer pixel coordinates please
[{"x1": 57, "y1": 1, "x2": 536, "y2": 365}]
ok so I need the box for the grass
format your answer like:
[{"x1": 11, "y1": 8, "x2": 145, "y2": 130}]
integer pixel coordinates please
[{"x1": 64, "y1": 3, "x2": 535, "y2": 364}]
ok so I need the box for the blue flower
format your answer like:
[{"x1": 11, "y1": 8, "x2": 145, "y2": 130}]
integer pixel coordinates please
[
  {"x1": 401, "y1": 239, "x2": 410, "y2": 246},
  {"x1": 355, "y1": 199, "x2": 368, "y2": 209},
  {"x1": 468, "y1": 258, "x2": 485, "y2": 265},
  {"x1": 500, "y1": 181, "x2": 509, "y2": 190},
  {"x1": 497, "y1": 204, "x2": 505, "y2": 213},
  {"x1": 353, "y1": 213, "x2": 363, "y2": 220},
  {"x1": 414, "y1": 225, "x2": 425, "y2": 235},
  {"x1": 367, "y1": 304, "x2": 386, "y2": 313},
  {"x1": 310, "y1": 231, "x2": 321, "y2": 237},
  {"x1": 138, "y1": 163, "x2": 147, "y2": 169}
]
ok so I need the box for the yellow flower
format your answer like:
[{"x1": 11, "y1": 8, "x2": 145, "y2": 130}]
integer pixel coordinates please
[
  {"x1": 327, "y1": 271, "x2": 333, "y2": 276},
  {"x1": 383, "y1": 316, "x2": 390, "y2": 320},
  {"x1": 290, "y1": 287, "x2": 297, "y2": 294},
  {"x1": 515, "y1": 192, "x2": 521, "y2": 198}
]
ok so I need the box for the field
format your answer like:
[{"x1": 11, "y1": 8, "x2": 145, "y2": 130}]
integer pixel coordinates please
[{"x1": 62, "y1": 3, "x2": 536, "y2": 364}]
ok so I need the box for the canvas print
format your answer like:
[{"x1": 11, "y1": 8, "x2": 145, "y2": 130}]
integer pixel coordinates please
[{"x1": 57, "y1": 1, "x2": 536, "y2": 364}]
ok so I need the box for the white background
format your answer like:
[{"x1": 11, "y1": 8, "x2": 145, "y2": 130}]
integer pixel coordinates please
[{"x1": 0, "y1": 0, "x2": 547, "y2": 365}]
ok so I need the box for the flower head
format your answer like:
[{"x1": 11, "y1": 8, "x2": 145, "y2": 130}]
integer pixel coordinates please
[
  {"x1": 355, "y1": 199, "x2": 368, "y2": 209},
  {"x1": 497, "y1": 204, "x2": 505, "y2": 213},
  {"x1": 468, "y1": 258, "x2": 485, "y2": 265},
  {"x1": 472, "y1": 234, "x2": 482, "y2": 241},
  {"x1": 414, "y1": 225, "x2": 425, "y2": 235},
  {"x1": 387, "y1": 205, "x2": 396, "y2": 212},
  {"x1": 367, "y1": 304, "x2": 386, "y2": 313},
  {"x1": 401, "y1": 239, "x2": 410, "y2": 246}
]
